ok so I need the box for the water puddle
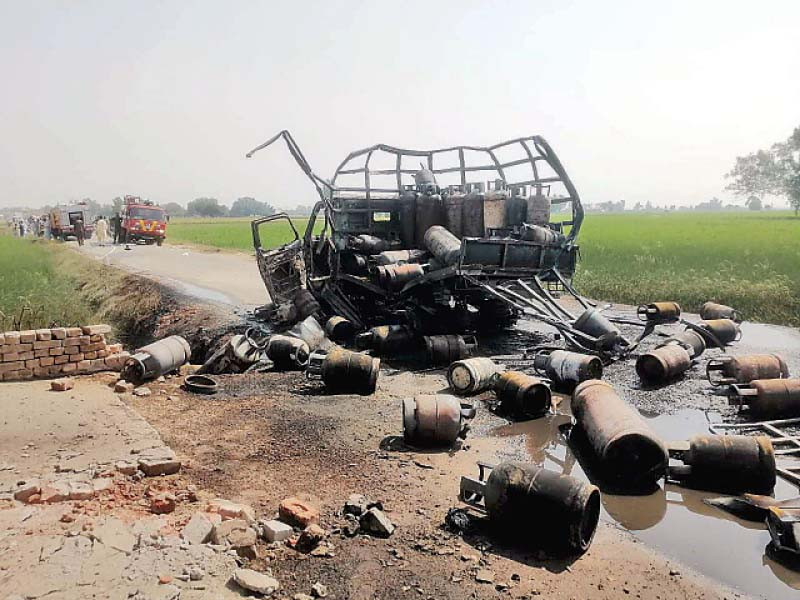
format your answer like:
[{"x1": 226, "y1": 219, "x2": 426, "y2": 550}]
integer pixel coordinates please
[{"x1": 487, "y1": 405, "x2": 800, "y2": 599}]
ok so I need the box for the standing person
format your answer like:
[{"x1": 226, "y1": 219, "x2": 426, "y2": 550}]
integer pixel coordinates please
[
  {"x1": 95, "y1": 215, "x2": 108, "y2": 246},
  {"x1": 112, "y1": 213, "x2": 122, "y2": 244},
  {"x1": 74, "y1": 217, "x2": 85, "y2": 246},
  {"x1": 43, "y1": 215, "x2": 51, "y2": 240},
  {"x1": 18, "y1": 220, "x2": 25, "y2": 237}
]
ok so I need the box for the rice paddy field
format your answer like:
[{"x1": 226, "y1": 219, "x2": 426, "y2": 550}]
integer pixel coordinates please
[{"x1": 166, "y1": 212, "x2": 800, "y2": 326}]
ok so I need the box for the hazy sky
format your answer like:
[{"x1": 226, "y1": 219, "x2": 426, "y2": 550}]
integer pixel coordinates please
[{"x1": 2, "y1": 0, "x2": 799, "y2": 210}]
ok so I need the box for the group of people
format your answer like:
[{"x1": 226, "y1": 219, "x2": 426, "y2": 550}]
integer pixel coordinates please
[
  {"x1": 8, "y1": 213, "x2": 122, "y2": 246},
  {"x1": 10, "y1": 215, "x2": 50, "y2": 239}
]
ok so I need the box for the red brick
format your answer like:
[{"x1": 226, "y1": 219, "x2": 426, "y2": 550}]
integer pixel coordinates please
[
  {"x1": 2, "y1": 352, "x2": 19, "y2": 362},
  {"x1": 278, "y1": 497, "x2": 320, "y2": 527},
  {"x1": 54, "y1": 355, "x2": 69, "y2": 365},
  {"x1": 65, "y1": 327, "x2": 82, "y2": 337},
  {"x1": 50, "y1": 328, "x2": 67, "y2": 340},
  {"x1": 61, "y1": 363, "x2": 77, "y2": 373},
  {"x1": 34, "y1": 349, "x2": 49, "y2": 358},
  {"x1": 25, "y1": 359, "x2": 40, "y2": 369},
  {"x1": 48, "y1": 365, "x2": 63, "y2": 376},
  {"x1": 18, "y1": 352, "x2": 34, "y2": 361},
  {"x1": 49, "y1": 347, "x2": 64, "y2": 356},
  {"x1": 33, "y1": 340, "x2": 50, "y2": 350},
  {"x1": 64, "y1": 337, "x2": 82, "y2": 346},
  {"x1": 68, "y1": 353, "x2": 84, "y2": 363},
  {"x1": 85, "y1": 351, "x2": 97, "y2": 360},
  {"x1": 77, "y1": 360, "x2": 91, "y2": 371},
  {"x1": 89, "y1": 334, "x2": 106, "y2": 343},
  {"x1": 51, "y1": 378, "x2": 75, "y2": 391},
  {"x1": 18, "y1": 369, "x2": 33, "y2": 379},
  {"x1": 33, "y1": 367, "x2": 49, "y2": 377},
  {"x1": 19, "y1": 331, "x2": 36, "y2": 343},
  {"x1": 96, "y1": 349, "x2": 109, "y2": 359},
  {"x1": 4, "y1": 332, "x2": 21, "y2": 344},
  {"x1": 39, "y1": 356, "x2": 55, "y2": 367},
  {"x1": 35, "y1": 329, "x2": 52, "y2": 341},
  {"x1": 65, "y1": 346, "x2": 80, "y2": 355},
  {"x1": 4, "y1": 370, "x2": 22, "y2": 380},
  {"x1": 91, "y1": 358, "x2": 106, "y2": 369},
  {"x1": 0, "y1": 361, "x2": 24, "y2": 373}
]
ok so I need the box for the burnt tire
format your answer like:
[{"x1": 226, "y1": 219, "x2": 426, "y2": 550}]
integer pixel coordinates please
[{"x1": 476, "y1": 300, "x2": 518, "y2": 332}]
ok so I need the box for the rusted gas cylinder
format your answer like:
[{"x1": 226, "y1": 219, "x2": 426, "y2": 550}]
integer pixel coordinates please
[
  {"x1": 493, "y1": 371, "x2": 552, "y2": 419},
  {"x1": 414, "y1": 192, "x2": 445, "y2": 248},
  {"x1": 340, "y1": 252, "x2": 369, "y2": 276},
  {"x1": 668, "y1": 435, "x2": 776, "y2": 494},
  {"x1": 659, "y1": 329, "x2": 706, "y2": 359},
  {"x1": 306, "y1": 347, "x2": 380, "y2": 395},
  {"x1": 461, "y1": 189, "x2": 485, "y2": 237},
  {"x1": 697, "y1": 319, "x2": 741, "y2": 347},
  {"x1": 293, "y1": 289, "x2": 321, "y2": 320},
  {"x1": 374, "y1": 263, "x2": 425, "y2": 291},
  {"x1": 707, "y1": 354, "x2": 789, "y2": 386},
  {"x1": 526, "y1": 192, "x2": 551, "y2": 226},
  {"x1": 266, "y1": 334, "x2": 310, "y2": 369},
  {"x1": 448, "y1": 357, "x2": 503, "y2": 396},
  {"x1": 505, "y1": 192, "x2": 527, "y2": 227},
  {"x1": 533, "y1": 349, "x2": 603, "y2": 388},
  {"x1": 700, "y1": 301, "x2": 741, "y2": 322},
  {"x1": 519, "y1": 223, "x2": 561, "y2": 245},
  {"x1": 484, "y1": 189, "x2": 508, "y2": 231},
  {"x1": 122, "y1": 335, "x2": 191, "y2": 384},
  {"x1": 399, "y1": 191, "x2": 417, "y2": 249},
  {"x1": 728, "y1": 378, "x2": 800, "y2": 418},
  {"x1": 573, "y1": 308, "x2": 623, "y2": 348},
  {"x1": 349, "y1": 234, "x2": 388, "y2": 255},
  {"x1": 423, "y1": 225, "x2": 461, "y2": 267},
  {"x1": 460, "y1": 462, "x2": 600, "y2": 554},
  {"x1": 324, "y1": 316, "x2": 355, "y2": 343},
  {"x1": 571, "y1": 380, "x2": 668, "y2": 486},
  {"x1": 424, "y1": 335, "x2": 476, "y2": 366},
  {"x1": 375, "y1": 249, "x2": 427, "y2": 266},
  {"x1": 402, "y1": 394, "x2": 475, "y2": 447},
  {"x1": 635, "y1": 344, "x2": 692, "y2": 384},
  {"x1": 636, "y1": 301, "x2": 681, "y2": 323},
  {"x1": 356, "y1": 324, "x2": 418, "y2": 355},
  {"x1": 443, "y1": 192, "x2": 464, "y2": 238}
]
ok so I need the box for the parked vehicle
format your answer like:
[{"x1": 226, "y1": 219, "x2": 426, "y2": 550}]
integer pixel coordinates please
[
  {"x1": 49, "y1": 202, "x2": 94, "y2": 241},
  {"x1": 119, "y1": 196, "x2": 167, "y2": 245}
]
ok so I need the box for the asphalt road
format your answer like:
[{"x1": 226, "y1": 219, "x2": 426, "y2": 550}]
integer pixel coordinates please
[{"x1": 78, "y1": 241, "x2": 268, "y2": 308}]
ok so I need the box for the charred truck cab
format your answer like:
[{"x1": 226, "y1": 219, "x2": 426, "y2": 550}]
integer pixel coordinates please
[{"x1": 247, "y1": 131, "x2": 584, "y2": 338}]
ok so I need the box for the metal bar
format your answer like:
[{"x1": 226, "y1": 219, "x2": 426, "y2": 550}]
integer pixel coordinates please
[
  {"x1": 458, "y1": 148, "x2": 466, "y2": 186},
  {"x1": 528, "y1": 277, "x2": 576, "y2": 320}
]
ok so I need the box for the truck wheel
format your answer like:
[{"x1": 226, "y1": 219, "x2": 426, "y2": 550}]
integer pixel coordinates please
[{"x1": 156, "y1": 238, "x2": 163, "y2": 247}]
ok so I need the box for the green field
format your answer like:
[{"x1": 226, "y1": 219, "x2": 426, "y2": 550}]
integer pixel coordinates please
[
  {"x1": 166, "y1": 212, "x2": 800, "y2": 326},
  {"x1": 167, "y1": 217, "x2": 314, "y2": 251},
  {"x1": 0, "y1": 236, "x2": 96, "y2": 330}
]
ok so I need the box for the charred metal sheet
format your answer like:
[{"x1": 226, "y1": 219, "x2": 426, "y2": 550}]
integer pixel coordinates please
[{"x1": 459, "y1": 461, "x2": 600, "y2": 554}]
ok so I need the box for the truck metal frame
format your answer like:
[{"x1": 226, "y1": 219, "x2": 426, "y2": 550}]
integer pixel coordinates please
[{"x1": 247, "y1": 131, "x2": 597, "y2": 345}]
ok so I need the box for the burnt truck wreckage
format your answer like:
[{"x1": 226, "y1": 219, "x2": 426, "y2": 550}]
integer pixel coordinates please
[{"x1": 245, "y1": 130, "x2": 642, "y2": 358}]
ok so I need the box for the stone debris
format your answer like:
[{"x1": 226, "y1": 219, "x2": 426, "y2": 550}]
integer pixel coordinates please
[
  {"x1": 50, "y1": 377, "x2": 74, "y2": 391},
  {"x1": 13, "y1": 480, "x2": 41, "y2": 502},
  {"x1": 150, "y1": 493, "x2": 177, "y2": 514},
  {"x1": 294, "y1": 595, "x2": 314, "y2": 600},
  {"x1": 343, "y1": 493, "x2": 369, "y2": 517},
  {"x1": 181, "y1": 511, "x2": 220, "y2": 545},
  {"x1": 475, "y1": 569, "x2": 496, "y2": 584},
  {"x1": 232, "y1": 568, "x2": 280, "y2": 595},
  {"x1": 359, "y1": 507, "x2": 395, "y2": 538},
  {"x1": 210, "y1": 518, "x2": 257, "y2": 556},
  {"x1": 132, "y1": 386, "x2": 152, "y2": 397},
  {"x1": 296, "y1": 524, "x2": 327, "y2": 553},
  {"x1": 115, "y1": 380, "x2": 135, "y2": 394},
  {"x1": 207, "y1": 497, "x2": 256, "y2": 522},
  {"x1": 91, "y1": 517, "x2": 138, "y2": 554},
  {"x1": 311, "y1": 582, "x2": 328, "y2": 598},
  {"x1": 279, "y1": 497, "x2": 319, "y2": 528},
  {"x1": 261, "y1": 519, "x2": 294, "y2": 543},
  {"x1": 137, "y1": 448, "x2": 181, "y2": 477}
]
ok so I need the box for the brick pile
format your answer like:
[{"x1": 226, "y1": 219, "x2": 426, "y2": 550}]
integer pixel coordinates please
[{"x1": 0, "y1": 325, "x2": 130, "y2": 381}]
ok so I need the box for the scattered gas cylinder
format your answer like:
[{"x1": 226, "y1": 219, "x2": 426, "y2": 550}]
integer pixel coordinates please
[
  {"x1": 460, "y1": 461, "x2": 600, "y2": 554},
  {"x1": 635, "y1": 344, "x2": 692, "y2": 384},
  {"x1": 571, "y1": 380, "x2": 668, "y2": 487},
  {"x1": 533, "y1": 349, "x2": 603, "y2": 388},
  {"x1": 658, "y1": 329, "x2": 706, "y2": 359},
  {"x1": 573, "y1": 308, "x2": 623, "y2": 349},
  {"x1": 402, "y1": 394, "x2": 475, "y2": 447},
  {"x1": 696, "y1": 319, "x2": 741, "y2": 347},
  {"x1": 375, "y1": 249, "x2": 427, "y2": 266},
  {"x1": 266, "y1": 334, "x2": 310, "y2": 369},
  {"x1": 707, "y1": 354, "x2": 789, "y2": 386},
  {"x1": 324, "y1": 316, "x2": 355, "y2": 343},
  {"x1": 293, "y1": 289, "x2": 321, "y2": 320},
  {"x1": 348, "y1": 234, "x2": 389, "y2": 255},
  {"x1": 356, "y1": 325, "x2": 419, "y2": 355},
  {"x1": 374, "y1": 263, "x2": 425, "y2": 291},
  {"x1": 122, "y1": 335, "x2": 191, "y2": 384},
  {"x1": 700, "y1": 301, "x2": 741, "y2": 322},
  {"x1": 306, "y1": 347, "x2": 380, "y2": 395},
  {"x1": 728, "y1": 378, "x2": 800, "y2": 419},
  {"x1": 424, "y1": 225, "x2": 462, "y2": 267},
  {"x1": 493, "y1": 371, "x2": 552, "y2": 419},
  {"x1": 519, "y1": 223, "x2": 562, "y2": 245},
  {"x1": 667, "y1": 434, "x2": 776, "y2": 494},
  {"x1": 424, "y1": 334, "x2": 476, "y2": 366},
  {"x1": 341, "y1": 252, "x2": 369, "y2": 275},
  {"x1": 636, "y1": 301, "x2": 681, "y2": 323},
  {"x1": 448, "y1": 357, "x2": 503, "y2": 396}
]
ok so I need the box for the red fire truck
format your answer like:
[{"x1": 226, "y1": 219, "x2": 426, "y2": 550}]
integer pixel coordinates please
[{"x1": 119, "y1": 196, "x2": 167, "y2": 245}]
